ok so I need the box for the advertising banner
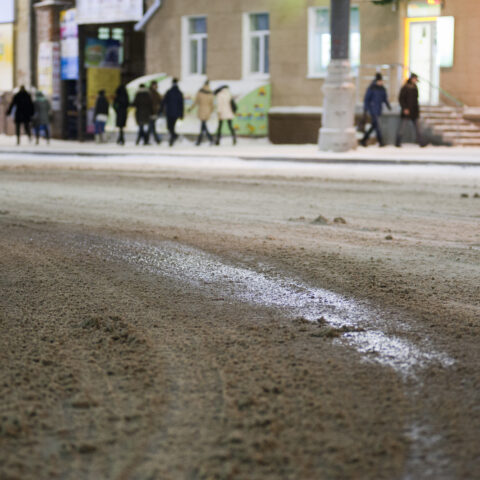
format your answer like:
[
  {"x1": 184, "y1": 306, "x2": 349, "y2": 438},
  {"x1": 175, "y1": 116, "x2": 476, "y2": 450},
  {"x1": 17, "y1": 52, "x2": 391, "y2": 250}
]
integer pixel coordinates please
[
  {"x1": 85, "y1": 38, "x2": 121, "y2": 69},
  {"x1": 76, "y1": 0, "x2": 143, "y2": 25},
  {"x1": 0, "y1": 0, "x2": 14, "y2": 24},
  {"x1": 38, "y1": 42, "x2": 62, "y2": 111},
  {"x1": 0, "y1": 23, "x2": 13, "y2": 91},
  {"x1": 60, "y1": 9, "x2": 79, "y2": 80},
  {"x1": 86, "y1": 67, "x2": 121, "y2": 133}
]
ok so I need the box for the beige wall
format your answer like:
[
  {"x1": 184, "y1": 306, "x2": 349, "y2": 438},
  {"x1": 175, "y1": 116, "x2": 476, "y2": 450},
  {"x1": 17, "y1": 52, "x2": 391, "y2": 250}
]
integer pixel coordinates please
[
  {"x1": 145, "y1": 0, "x2": 402, "y2": 107},
  {"x1": 15, "y1": 0, "x2": 32, "y2": 87},
  {"x1": 440, "y1": 0, "x2": 480, "y2": 106}
]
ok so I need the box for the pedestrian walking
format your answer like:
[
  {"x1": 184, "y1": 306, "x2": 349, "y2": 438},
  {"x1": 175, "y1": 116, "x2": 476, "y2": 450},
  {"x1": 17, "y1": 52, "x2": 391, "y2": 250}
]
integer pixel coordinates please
[
  {"x1": 148, "y1": 81, "x2": 163, "y2": 144},
  {"x1": 360, "y1": 73, "x2": 391, "y2": 147},
  {"x1": 93, "y1": 90, "x2": 109, "y2": 143},
  {"x1": 133, "y1": 83, "x2": 153, "y2": 145},
  {"x1": 214, "y1": 85, "x2": 236, "y2": 146},
  {"x1": 395, "y1": 73, "x2": 426, "y2": 147},
  {"x1": 7, "y1": 85, "x2": 34, "y2": 145},
  {"x1": 32, "y1": 90, "x2": 51, "y2": 145},
  {"x1": 162, "y1": 78, "x2": 184, "y2": 146},
  {"x1": 113, "y1": 84, "x2": 129, "y2": 145},
  {"x1": 189, "y1": 80, "x2": 214, "y2": 145}
]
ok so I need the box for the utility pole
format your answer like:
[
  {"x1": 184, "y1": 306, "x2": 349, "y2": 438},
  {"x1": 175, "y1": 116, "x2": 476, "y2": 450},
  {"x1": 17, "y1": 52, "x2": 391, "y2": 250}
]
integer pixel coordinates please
[{"x1": 318, "y1": 0, "x2": 357, "y2": 152}]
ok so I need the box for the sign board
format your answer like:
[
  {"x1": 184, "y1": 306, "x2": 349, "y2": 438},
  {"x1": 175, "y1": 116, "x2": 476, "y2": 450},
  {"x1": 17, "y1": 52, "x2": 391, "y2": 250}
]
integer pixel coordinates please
[
  {"x1": 85, "y1": 38, "x2": 121, "y2": 69},
  {"x1": 60, "y1": 9, "x2": 79, "y2": 80},
  {"x1": 0, "y1": 0, "x2": 14, "y2": 24},
  {"x1": 76, "y1": 0, "x2": 143, "y2": 25},
  {"x1": 38, "y1": 42, "x2": 62, "y2": 111},
  {"x1": 407, "y1": 1, "x2": 441, "y2": 18},
  {"x1": 0, "y1": 23, "x2": 13, "y2": 91}
]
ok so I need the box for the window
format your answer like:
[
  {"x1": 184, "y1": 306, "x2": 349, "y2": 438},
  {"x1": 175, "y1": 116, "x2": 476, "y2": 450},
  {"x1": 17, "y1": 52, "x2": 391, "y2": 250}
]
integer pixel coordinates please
[
  {"x1": 186, "y1": 16, "x2": 207, "y2": 75},
  {"x1": 244, "y1": 13, "x2": 269, "y2": 77},
  {"x1": 308, "y1": 6, "x2": 360, "y2": 77}
]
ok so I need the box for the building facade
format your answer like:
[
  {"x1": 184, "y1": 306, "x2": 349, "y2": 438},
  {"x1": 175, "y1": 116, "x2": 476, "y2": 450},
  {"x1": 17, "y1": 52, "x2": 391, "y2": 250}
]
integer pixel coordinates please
[{"x1": 140, "y1": 0, "x2": 478, "y2": 142}]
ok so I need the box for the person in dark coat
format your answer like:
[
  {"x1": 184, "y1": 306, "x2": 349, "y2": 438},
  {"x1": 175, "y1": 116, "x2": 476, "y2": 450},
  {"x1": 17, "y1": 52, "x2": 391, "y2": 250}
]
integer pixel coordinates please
[
  {"x1": 395, "y1": 73, "x2": 426, "y2": 147},
  {"x1": 161, "y1": 78, "x2": 184, "y2": 146},
  {"x1": 33, "y1": 90, "x2": 51, "y2": 145},
  {"x1": 148, "y1": 81, "x2": 163, "y2": 144},
  {"x1": 113, "y1": 84, "x2": 129, "y2": 145},
  {"x1": 133, "y1": 83, "x2": 153, "y2": 145},
  {"x1": 360, "y1": 73, "x2": 391, "y2": 147},
  {"x1": 93, "y1": 90, "x2": 109, "y2": 143},
  {"x1": 7, "y1": 85, "x2": 34, "y2": 145}
]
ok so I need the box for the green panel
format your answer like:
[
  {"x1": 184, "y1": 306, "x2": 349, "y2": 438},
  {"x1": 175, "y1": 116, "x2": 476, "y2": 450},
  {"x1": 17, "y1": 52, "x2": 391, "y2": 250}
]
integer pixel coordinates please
[{"x1": 229, "y1": 84, "x2": 271, "y2": 137}]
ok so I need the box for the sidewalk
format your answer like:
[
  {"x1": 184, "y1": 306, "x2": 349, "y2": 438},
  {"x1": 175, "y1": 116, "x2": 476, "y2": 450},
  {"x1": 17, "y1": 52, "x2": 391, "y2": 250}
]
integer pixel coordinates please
[{"x1": 1, "y1": 134, "x2": 480, "y2": 167}]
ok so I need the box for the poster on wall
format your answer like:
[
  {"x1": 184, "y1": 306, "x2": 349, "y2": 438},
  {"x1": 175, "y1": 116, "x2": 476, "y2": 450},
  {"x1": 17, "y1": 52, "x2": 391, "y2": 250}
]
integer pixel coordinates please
[
  {"x1": 85, "y1": 38, "x2": 120, "y2": 69},
  {"x1": 38, "y1": 42, "x2": 61, "y2": 111},
  {"x1": 76, "y1": 0, "x2": 143, "y2": 25},
  {"x1": 0, "y1": 0, "x2": 14, "y2": 24},
  {"x1": 60, "y1": 9, "x2": 79, "y2": 80},
  {"x1": 0, "y1": 23, "x2": 13, "y2": 91},
  {"x1": 86, "y1": 67, "x2": 121, "y2": 133}
]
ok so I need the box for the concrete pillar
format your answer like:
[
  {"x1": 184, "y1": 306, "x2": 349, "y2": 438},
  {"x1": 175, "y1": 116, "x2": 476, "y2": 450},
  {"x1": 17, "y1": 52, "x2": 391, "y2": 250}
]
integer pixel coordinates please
[{"x1": 318, "y1": 0, "x2": 357, "y2": 152}]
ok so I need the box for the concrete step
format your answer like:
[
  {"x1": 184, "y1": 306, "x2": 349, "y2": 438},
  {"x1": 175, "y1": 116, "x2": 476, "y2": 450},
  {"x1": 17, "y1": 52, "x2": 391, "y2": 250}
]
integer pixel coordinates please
[
  {"x1": 433, "y1": 124, "x2": 480, "y2": 133},
  {"x1": 423, "y1": 118, "x2": 468, "y2": 126},
  {"x1": 443, "y1": 132, "x2": 480, "y2": 138},
  {"x1": 451, "y1": 139, "x2": 480, "y2": 146}
]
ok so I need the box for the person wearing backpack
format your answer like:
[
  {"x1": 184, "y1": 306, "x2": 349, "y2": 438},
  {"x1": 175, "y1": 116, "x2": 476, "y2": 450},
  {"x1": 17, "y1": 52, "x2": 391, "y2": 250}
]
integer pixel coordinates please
[
  {"x1": 33, "y1": 90, "x2": 51, "y2": 145},
  {"x1": 214, "y1": 85, "x2": 236, "y2": 146}
]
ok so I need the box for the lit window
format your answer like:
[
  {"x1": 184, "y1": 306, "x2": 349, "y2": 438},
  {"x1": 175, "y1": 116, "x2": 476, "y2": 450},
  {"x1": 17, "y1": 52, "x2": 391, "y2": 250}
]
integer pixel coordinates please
[
  {"x1": 187, "y1": 17, "x2": 207, "y2": 75},
  {"x1": 247, "y1": 13, "x2": 269, "y2": 76},
  {"x1": 98, "y1": 27, "x2": 110, "y2": 40},
  {"x1": 308, "y1": 6, "x2": 361, "y2": 76}
]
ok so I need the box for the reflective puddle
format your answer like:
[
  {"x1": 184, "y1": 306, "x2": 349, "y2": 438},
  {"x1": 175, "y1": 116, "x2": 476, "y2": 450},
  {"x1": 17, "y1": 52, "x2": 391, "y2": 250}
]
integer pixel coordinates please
[{"x1": 77, "y1": 236, "x2": 454, "y2": 378}]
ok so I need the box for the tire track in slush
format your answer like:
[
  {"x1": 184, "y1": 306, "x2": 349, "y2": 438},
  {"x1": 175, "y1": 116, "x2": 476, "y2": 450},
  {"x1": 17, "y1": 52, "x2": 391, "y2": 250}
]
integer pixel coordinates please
[{"x1": 71, "y1": 235, "x2": 455, "y2": 379}]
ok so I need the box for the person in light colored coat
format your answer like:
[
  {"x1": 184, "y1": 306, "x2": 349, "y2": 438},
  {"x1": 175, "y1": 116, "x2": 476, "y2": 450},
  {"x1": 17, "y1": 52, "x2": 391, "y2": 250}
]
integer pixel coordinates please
[
  {"x1": 214, "y1": 85, "x2": 236, "y2": 145},
  {"x1": 189, "y1": 80, "x2": 214, "y2": 145}
]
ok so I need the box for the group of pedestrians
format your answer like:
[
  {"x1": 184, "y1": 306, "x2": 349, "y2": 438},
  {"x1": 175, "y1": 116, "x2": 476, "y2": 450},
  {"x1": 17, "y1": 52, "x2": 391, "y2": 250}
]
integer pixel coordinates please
[
  {"x1": 188, "y1": 81, "x2": 237, "y2": 146},
  {"x1": 93, "y1": 78, "x2": 237, "y2": 147},
  {"x1": 360, "y1": 72, "x2": 425, "y2": 148},
  {"x1": 7, "y1": 86, "x2": 51, "y2": 145}
]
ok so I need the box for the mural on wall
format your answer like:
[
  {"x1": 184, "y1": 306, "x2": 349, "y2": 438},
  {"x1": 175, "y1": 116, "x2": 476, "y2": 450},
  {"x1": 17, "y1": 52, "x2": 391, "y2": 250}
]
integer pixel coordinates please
[
  {"x1": 232, "y1": 84, "x2": 271, "y2": 137},
  {"x1": 123, "y1": 75, "x2": 271, "y2": 137}
]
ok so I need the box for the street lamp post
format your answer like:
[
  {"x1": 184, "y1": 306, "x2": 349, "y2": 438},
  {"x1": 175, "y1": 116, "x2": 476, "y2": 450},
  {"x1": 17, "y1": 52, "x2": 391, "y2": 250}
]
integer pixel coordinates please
[{"x1": 318, "y1": 0, "x2": 357, "y2": 152}]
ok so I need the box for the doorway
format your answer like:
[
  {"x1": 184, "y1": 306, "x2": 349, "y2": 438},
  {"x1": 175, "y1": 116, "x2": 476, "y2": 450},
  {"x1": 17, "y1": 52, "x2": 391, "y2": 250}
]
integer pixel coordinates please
[{"x1": 407, "y1": 19, "x2": 439, "y2": 105}]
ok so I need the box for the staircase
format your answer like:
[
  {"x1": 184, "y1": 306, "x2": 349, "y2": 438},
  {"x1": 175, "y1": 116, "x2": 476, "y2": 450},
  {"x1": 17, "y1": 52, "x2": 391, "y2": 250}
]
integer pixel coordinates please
[{"x1": 421, "y1": 106, "x2": 480, "y2": 146}]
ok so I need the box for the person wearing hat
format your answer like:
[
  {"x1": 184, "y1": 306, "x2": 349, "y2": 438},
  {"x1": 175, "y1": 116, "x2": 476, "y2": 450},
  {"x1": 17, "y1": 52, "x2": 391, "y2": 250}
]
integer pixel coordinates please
[
  {"x1": 395, "y1": 73, "x2": 426, "y2": 147},
  {"x1": 360, "y1": 72, "x2": 391, "y2": 147}
]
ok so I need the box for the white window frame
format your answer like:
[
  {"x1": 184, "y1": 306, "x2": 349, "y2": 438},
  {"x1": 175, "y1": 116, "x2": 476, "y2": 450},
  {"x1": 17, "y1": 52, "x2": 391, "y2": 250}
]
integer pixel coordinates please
[
  {"x1": 181, "y1": 15, "x2": 208, "y2": 79},
  {"x1": 242, "y1": 12, "x2": 270, "y2": 80},
  {"x1": 307, "y1": 6, "x2": 361, "y2": 79}
]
